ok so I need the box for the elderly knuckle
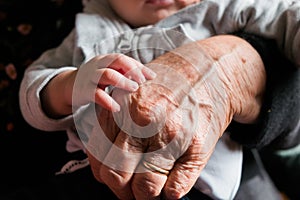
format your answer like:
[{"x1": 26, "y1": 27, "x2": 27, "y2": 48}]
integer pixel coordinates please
[{"x1": 132, "y1": 178, "x2": 160, "y2": 197}]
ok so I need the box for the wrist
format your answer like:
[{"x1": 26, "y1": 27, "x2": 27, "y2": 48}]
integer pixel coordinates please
[
  {"x1": 41, "y1": 69, "x2": 77, "y2": 118},
  {"x1": 206, "y1": 35, "x2": 266, "y2": 124}
]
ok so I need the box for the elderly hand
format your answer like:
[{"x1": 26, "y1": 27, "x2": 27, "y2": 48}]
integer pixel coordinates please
[{"x1": 86, "y1": 35, "x2": 266, "y2": 200}]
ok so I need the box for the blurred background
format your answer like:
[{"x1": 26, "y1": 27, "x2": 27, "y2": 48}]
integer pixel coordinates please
[{"x1": 0, "y1": 0, "x2": 83, "y2": 196}]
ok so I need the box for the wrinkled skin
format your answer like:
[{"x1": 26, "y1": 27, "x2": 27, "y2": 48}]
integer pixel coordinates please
[{"x1": 86, "y1": 35, "x2": 266, "y2": 200}]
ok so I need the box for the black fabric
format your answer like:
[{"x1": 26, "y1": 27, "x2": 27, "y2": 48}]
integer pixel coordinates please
[
  {"x1": 228, "y1": 32, "x2": 300, "y2": 150},
  {"x1": 260, "y1": 147, "x2": 300, "y2": 200},
  {"x1": 180, "y1": 188, "x2": 213, "y2": 200},
  {"x1": 0, "y1": 165, "x2": 119, "y2": 200}
]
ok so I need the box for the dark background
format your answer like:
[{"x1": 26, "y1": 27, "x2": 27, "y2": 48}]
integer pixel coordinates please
[{"x1": 0, "y1": 0, "x2": 83, "y2": 196}]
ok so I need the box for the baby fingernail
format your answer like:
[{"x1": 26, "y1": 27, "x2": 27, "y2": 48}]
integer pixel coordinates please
[
  {"x1": 145, "y1": 68, "x2": 157, "y2": 79},
  {"x1": 148, "y1": 70, "x2": 157, "y2": 79},
  {"x1": 139, "y1": 76, "x2": 146, "y2": 84},
  {"x1": 131, "y1": 81, "x2": 139, "y2": 91}
]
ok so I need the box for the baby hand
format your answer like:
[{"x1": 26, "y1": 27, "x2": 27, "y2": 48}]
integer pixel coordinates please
[{"x1": 73, "y1": 53, "x2": 156, "y2": 112}]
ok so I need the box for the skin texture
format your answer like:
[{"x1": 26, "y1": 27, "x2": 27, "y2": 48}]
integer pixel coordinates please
[{"x1": 86, "y1": 35, "x2": 266, "y2": 199}]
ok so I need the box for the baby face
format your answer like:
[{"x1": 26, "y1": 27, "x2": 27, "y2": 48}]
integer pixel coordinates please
[{"x1": 108, "y1": 0, "x2": 200, "y2": 27}]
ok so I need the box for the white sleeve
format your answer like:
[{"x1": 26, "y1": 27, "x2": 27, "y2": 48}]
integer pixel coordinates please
[
  {"x1": 224, "y1": 0, "x2": 300, "y2": 68},
  {"x1": 19, "y1": 30, "x2": 82, "y2": 131},
  {"x1": 157, "y1": 0, "x2": 300, "y2": 67}
]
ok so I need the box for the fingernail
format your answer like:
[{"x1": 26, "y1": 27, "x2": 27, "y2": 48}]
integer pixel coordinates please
[
  {"x1": 131, "y1": 81, "x2": 139, "y2": 91},
  {"x1": 150, "y1": 70, "x2": 157, "y2": 78},
  {"x1": 147, "y1": 68, "x2": 157, "y2": 79},
  {"x1": 139, "y1": 76, "x2": 146, "y2": 84}
]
